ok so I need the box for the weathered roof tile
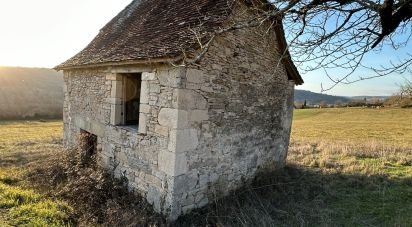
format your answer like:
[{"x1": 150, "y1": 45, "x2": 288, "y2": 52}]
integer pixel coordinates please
[{"x1": 57, "y1": 0, "x2": 234, "y2": 69}]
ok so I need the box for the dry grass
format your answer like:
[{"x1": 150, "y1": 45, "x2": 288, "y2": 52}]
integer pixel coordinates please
[
  {"x1": 0, "y1": 121, "x2": 73, "y2": 226},
  {"x1": 26, "y1": 149, "x2": 165, "y2": 226},
  {"x1": 0, "y1": 121, "x2": 62, "y2": 146},
  {"x1": 0, "y1": 121, "x2": 164, "y2": 226},
  {"x1": 0, "y1": 108, "x2": 411, "y2": 226},
  {"x1": 292, "y1": 108, "x2": 412, "y2": 147}
]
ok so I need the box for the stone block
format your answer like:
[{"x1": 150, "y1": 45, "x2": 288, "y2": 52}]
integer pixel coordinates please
[
  {"x1": 155, "y1": 125, "x2": 169, "y2": 137},
  {"x1": 142, "y1": 72, "x2": 156, "y2": 81},
  {"x1": 74, "y1": 117, "x2": 105, "y2": 137},
  {"x1": 190, "y1": 110, "x2": 209, "y2": 123},
  {"x1": 111, "y1": 80, "x2": 123, "y2": 98},
  {"x1": 106, "y1": 98, "x2": 122, "y2": 105},
  {"x1": 158, "y1": 67, "x2": 186, "y2": 88},
  {"x1": 158, "y1": 150, "x2": 188, "y2": 176},
  {"x1": 158, "y1": 108, "x2": 189, "y2": 129},
  {"x1": 186, "y1": 82, "x2": 201, "y2": 90},
  {"x1": 140, "y1": 81, "x2": 149, "y2": 104},
  {"x1": 172, "y1": 89, "x2": 208, "y2": 110},
  {"x1": 145, "y1": 174, "x2": 162, "y2": 189},
  {"x1": 173, "y1": 173, "x2": 198, "y2": 194},
  {"x1": 110, "y1": 104, "x2": 122, "y2": 125},
  {"x1": 138, "y1": 113, "x2": 147, "y2": 134},
  {"x1": 140, "y1": 104, "x2": 151, "y2": 114},
  {"x1": 186, "y1": 69, "x2": 204, "y2": 84},
  {"x1": 106, "y1": 73, "x2": 122, "y2": 81},
  {"x1": 150, "y1": 84, "x2": 161, "y2": 93},
  {"x1": 168, "y1": 129, "x2": 199, "y2": 153}
]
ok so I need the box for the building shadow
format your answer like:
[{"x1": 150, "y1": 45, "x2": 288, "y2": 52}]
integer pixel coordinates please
[{"x1": 175, "y1": 164, "x2": 412, "y2": 227}]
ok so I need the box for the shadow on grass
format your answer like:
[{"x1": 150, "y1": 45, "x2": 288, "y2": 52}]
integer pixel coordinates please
[
  {"x1": 0, "y1": 148, "x2": 51, "y2": 168},
  {"x1": 175, "y1": 165, "x2": 412, "y2": 227}
]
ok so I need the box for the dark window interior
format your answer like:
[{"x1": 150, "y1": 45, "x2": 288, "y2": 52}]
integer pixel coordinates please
[
  {"x1": 80, "y1": 129, "x2": 97, "y2": 165},
  {"x1": 123, "y1": 73, "x2": 142, "y2": 125}
]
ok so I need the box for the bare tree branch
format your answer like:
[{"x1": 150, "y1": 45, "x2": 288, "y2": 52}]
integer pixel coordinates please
[{"x1": 183, "y1": 0, "x2": 412, "y2": 91}]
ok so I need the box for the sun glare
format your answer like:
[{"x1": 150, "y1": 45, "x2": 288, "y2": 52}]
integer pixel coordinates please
[{"x1": 0, "y1": 0, "x2": 131, "y2": 68}]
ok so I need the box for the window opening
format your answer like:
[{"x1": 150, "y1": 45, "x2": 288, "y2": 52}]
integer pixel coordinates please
[{"x1": 122, "y1": 73, "x2": 142, "y2": 126}]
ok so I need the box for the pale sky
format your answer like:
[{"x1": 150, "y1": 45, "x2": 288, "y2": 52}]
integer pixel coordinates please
[
  {"x1": 0, "y1": 0, "x2": 131, "y2": 68},
  {"x1": 0, "y1": 0, "x2": 410, "y2": 96}
]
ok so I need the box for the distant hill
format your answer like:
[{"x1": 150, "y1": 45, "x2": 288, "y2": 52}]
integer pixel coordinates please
[
  {"x1": 295, "y1": 90, "x2": 350, "y2": 105},
  {"x1": 0, "y1": 67, "x2": 63, "y2": 120}
]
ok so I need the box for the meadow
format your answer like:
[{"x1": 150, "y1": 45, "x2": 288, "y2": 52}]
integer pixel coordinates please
[{"x1": 0, "y1": 108, "x2": 411, "y2": 226}]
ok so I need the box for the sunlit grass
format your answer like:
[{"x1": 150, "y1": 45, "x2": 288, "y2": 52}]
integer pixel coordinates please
[
  {"x1": 0, "y1": 182, "x2": 73, "y2": 226},
  {"x1": 9, "y1": 199, "x2": 73, "y2": 227},
  {"x1": 0, "y1": 120, "x2": 72, "y2": 226},
  {"x1": 0, "y1": 121, "x2": 62, "y2": 146},
  {"x1": 292, "y1": 108, "x2": 412, "y2": 147}
]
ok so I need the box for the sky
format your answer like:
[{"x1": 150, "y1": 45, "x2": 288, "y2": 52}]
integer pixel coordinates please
[
  {"x1": 0, "y1": 0, "x2": 131, "y2": 68},
  {"x1": 0, "y1": 0, "x2": 410, "y2": 96}
]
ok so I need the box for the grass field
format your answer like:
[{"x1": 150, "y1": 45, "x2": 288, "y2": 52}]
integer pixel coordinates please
[
  {"x1": 0, "y1": 121, "x2": 73, "y2": 226},
  {"x1": 292, "y1": 108, "x2": 412, "y2": 146},
  {"x1": 0, "y1": 108, "x2": 411, "y2": 226},
  {"x1": 285, "y1": 108, "x2": 412, "y2": 226}
]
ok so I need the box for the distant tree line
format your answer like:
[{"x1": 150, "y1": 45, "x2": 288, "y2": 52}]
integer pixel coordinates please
[{"x1": 294, "y1": 98, "x2": 385, "y2": 109}]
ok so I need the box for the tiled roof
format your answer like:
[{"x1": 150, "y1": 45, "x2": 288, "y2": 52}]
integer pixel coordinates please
[
  {"x1": 56, "y1": 0, "x2": 303, "y2": 84},
  {"x1": 56, "y1": 0, "x2": 234, "y2": 69}
]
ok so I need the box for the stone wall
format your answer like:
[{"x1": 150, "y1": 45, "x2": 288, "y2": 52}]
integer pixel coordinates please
[
  {"x1": 63, "y1": 4, "x2": 296, "y2": 221},
  {"x1": 63, "y1": 66, "x2": 189, "y2": 216},
  {"x1": 166, "y1": 4, "x2": 296, "y2": 217}
]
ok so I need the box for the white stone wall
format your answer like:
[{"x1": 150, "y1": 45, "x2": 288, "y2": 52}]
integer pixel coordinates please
[{"x1": 63, "y1": 66, "x2": 189, "y2": 215}]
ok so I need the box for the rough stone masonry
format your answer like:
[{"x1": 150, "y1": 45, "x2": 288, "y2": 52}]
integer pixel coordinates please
[{"x1": 58, "y1": 0, "x2": 302, "y2": 221}]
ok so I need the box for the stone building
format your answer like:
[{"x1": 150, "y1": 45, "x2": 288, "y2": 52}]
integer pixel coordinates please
[{"x1": 56, "y1": 0, "x2": 303, "y2": 221}]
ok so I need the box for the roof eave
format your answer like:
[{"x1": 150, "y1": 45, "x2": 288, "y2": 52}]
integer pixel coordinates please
[
  {"x1": 274, "y1": 22, "x2": 304, "y2": 86},
  {"x1": 54, "y1": 56, "x2": 184, "y2": 71}
]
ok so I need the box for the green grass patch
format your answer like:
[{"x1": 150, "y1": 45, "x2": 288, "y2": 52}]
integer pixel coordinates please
[
  {"x1": 0, "y1": 175, "x2": 20, "y2": 186},
  {"x1": 0, "y1": 182, "x2": 74, "y2": 226},
  {"x1": 0, "y1": 184, "x2": 40, "y2": 208},
  {"x1": 9, "y1": 200, "x2": 74, "y2": 227}
]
